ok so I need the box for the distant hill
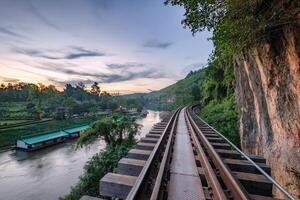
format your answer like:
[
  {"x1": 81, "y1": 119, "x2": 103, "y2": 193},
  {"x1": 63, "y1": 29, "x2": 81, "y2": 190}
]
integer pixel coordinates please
[
  {"x1": 123, "y1": 68, "x2": 207, "y2": 110},
  {"x1": 122, "y1": 64, "x2": 239, "y2": 147}
]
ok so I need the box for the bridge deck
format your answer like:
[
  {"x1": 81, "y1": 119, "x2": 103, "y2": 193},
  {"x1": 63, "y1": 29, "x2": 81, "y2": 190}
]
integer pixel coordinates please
[{"x1": 168, "y1": 109, "x2": 205, "y2": 200}]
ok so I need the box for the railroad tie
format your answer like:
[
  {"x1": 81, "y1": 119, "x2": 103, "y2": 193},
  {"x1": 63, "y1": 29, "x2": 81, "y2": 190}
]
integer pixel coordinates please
[
  {"x1": 127, "y1": 149, "x2": 152, "y2": 160},
  {"x1": 100, "y1": 173, "x2": 137, "y2": 199},
  {"x1": 117, "y1": 158, "x2": 146, "y2": 176}
]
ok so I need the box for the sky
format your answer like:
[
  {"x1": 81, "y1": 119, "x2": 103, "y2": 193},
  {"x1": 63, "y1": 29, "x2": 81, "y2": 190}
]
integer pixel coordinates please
[{"x1": 0, "y1": 0, "x2": 213, "y2": 94}]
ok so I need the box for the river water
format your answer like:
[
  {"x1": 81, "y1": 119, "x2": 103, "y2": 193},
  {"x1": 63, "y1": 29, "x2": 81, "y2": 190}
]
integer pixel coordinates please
[{"x1": 0, "y1": 110, "x2": 162, "y2": 200}]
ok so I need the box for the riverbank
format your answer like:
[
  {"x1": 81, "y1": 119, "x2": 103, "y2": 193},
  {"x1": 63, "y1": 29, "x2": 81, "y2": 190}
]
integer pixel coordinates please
[
  {"x1": 0, "y1": 110, "x2": 162, "y2": 200},
  {"x1": 0, "y1": 116, "x2": 98, "y2": 148}
]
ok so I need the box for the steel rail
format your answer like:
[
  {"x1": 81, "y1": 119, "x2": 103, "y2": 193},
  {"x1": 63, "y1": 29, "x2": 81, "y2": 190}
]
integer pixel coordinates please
[
  {"x1": 126, "y1": 108, "x2": 181, "y2": 200},
  {"x1": 186, "y1": 106, "x2": 250, "y2": 200},
  {"x1": 184, "y1": 108, "x2": 227, "y2": 200},
  {"x1": 149, "y1": 108, "x2": 180, "y2": 200},
  {"x1": 190, "y1": 105, "x2": 296, "y2": 200}
]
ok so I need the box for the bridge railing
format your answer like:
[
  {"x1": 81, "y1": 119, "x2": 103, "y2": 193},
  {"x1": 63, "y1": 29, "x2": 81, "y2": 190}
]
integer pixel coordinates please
[{"x1": 190, "y1": 105, "x2": 296, "y2": 200}]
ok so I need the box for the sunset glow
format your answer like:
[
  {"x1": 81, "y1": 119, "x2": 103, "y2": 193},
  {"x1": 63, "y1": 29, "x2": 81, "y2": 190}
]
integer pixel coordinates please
[{"x1": 0, "y1": 0, "x2": 213, "y2": 93}]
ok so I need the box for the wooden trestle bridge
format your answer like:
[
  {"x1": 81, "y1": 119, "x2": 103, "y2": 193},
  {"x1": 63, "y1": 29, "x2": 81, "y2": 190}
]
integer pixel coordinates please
[{"x1": 81, "y1": 106, "x2": 296, "y2": 200}]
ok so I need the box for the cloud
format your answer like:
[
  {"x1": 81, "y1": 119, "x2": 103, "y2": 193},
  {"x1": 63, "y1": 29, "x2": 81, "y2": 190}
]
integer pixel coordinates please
[
  {"x1": 49, "y1": 78, "x2": 95, "y2": 87},
  {"x1": 35, "y1": 61, "x2": 165, "y2": 84},
  {"x1": 33, "y1": 62, "x2": 101, "y2": 78},
  {"x1": 13, "y1": 46, "x2": 106, "y2": 60},
  {"x1": 65, "y1": 47, "x2": 106, "y2": 59},
  {"x1": 0, "y1": 27, "x2": 25, "y2": 38},
  {"x1": 0, "y1": 76, "x2": 20, "y2": 83},
  {"x1": 143, "y1": 40, "x2": 173, "y2": 49},
  {"x1": 104, "y1": 62, "x2": 165, "y2": 82},
  {"x1": 101, "y1": 68, "x2": 165, "y2": 83},
  {"x1": 28, "y1": 2, "x2": 61, "y2": 30},
  {"x1": 107, "y1": 62, "x2": 145, "y2": 69}
]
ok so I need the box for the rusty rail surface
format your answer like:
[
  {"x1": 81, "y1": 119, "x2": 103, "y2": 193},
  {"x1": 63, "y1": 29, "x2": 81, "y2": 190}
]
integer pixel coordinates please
[
  {"x1": 185, "y1": 109, "x2": 228, "y2": 200},
  {"x1": 186, "y1": 106, "x2": 250, "y2": 199},
  {"x1": 102, "y1": 105, "x2": 296, "y2": 200},
  {"x1": 149, "y1": 108, "x2": 179, "y2": 200},
  {"x1": 126, "y1": 108, "x2": 181, "y2": 200},
  {"x1": 187, "y1": 105, "x2": 296, "y2": 200}
]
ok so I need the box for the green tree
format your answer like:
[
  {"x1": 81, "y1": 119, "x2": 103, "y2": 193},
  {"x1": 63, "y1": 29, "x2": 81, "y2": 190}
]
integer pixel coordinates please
[
  {"x1": 191, "y1": 84, "x2": 201, "y2": 101},
  {"x1": 165, "y1": 0, "x2": 297, "y2": 58},
  {"x1": 77, "y1": 113, "x2": 139, "y2": 147},
  {"x1": 60, "y1": 114, "x2": 139, "y2": 200},
  {"x1": 90, "y1": 82, "x2": 101, "y2": 96}
]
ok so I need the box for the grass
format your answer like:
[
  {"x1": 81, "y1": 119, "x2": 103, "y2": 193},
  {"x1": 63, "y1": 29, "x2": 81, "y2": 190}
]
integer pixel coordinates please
[
  {"x1": 0, "y1": 102, "x2": 30, "y2": 119},
  {"x1": 0, "y1": 116, "x2": 99, "y2": 148},
  {"x1": 7, "y1": 102, "x2": 26, "y2": 112},
  {"x1": 0, "y1": 119, "x2": 32, "y2": 126}
]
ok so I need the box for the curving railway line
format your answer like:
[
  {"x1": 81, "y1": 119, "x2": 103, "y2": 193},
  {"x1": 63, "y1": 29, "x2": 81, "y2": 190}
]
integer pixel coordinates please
[{"x1": 84, "y1": 106, "x2": 296, "y2": 200}]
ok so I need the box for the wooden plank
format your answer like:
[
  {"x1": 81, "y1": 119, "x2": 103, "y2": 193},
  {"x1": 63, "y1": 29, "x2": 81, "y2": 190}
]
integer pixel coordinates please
[
  {"x1": 250, "y1": 194, "x2": 278, "y2": 200},
  {"x1": 203, "y1": 133, "x2": 219, "y2": 137},
  {"x1": 216, "y1": 149, "x2": 266, "y2": 163},
  {"x1": 100, "y1": 173, "x2": 137, "y2": 199},
  {"x1": 197, "y1": 167, "x2": 205, "y2": 175},
  {"x1": 117, "y1": 158, "x2": 146, "y2": 176},
  {"x1": 127, "y1": 149, "x2": 152, "y2": 160},
  {"x1": 80, "y1": 195, "x2": 102, "y2": 200},
  {"x1": 140, "y1": 137, "x2": 159, "y2": 143},
  {"x1": 203, "y1": 187, "x2": 213, "y2": 200},
  {"x1": 206, "y1": 137, "x2": 224, "y2": 143},
  {"x1": 210, "y1": 142, "x2": 231, "y2": 150},
  {"x1": 145, "y1": 133, "x2": 161, "y2": 138},
  {"x1": 223, "y1": 158, "x2": 270, "y2": 174},
  {"x1": 135, "y1": 142, "x2": 156, "y2": 150},
  {"x1": 233, "y1": 171, "x2": 272, "y2": 196}
]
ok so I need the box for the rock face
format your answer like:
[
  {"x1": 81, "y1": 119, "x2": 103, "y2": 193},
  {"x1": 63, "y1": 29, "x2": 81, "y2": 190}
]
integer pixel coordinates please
[{"x1": 234, "y1": 16, "x2": 300, "y2": 197}]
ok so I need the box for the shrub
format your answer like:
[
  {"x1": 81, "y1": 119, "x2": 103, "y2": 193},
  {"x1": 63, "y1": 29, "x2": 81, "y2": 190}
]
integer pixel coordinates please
[
  {"x1": 59, "y1": 144, "x2": 132, "y2": 200},
  {"x1": 60, "y1": 114, "x2": 139, "y2": 200},
  {"x1": 200, "y1": 96, "x2": 240, "y2": 146}
]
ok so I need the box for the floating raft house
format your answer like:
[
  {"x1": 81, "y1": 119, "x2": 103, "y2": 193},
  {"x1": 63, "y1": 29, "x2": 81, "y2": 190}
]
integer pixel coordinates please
[{"x1": 16, "y1": 124, "x2": 90, "y2": 151}]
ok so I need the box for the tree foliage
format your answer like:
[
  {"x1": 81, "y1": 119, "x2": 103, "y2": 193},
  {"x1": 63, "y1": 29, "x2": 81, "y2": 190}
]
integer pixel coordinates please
[
  {"x1": 90, "y1": 82, "x2": 101, "y2": 96},
  {"x1": 165, "y1": 0, "x2": 299, "y2": 57},
  {"x1": 60, "y1": 114, "x2": 139, "y2": 200},
  {"x1": 77, "y1": 113, "x2": 139, "y2": 147},
  {"x1": 0, "y1": 82, "x2": 122, "y2": 120},
  {"x1": 200, "y1": 96, "x2": 239, "y2": 145}
]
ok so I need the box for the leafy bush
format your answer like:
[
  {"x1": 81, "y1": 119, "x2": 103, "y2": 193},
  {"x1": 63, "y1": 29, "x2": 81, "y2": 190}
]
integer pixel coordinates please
[
  {"x1": 200, "y1": 96, "x2": 240, "y2": 146},
  {"x1": 60, "y1": 114, "x2": 138, "y2": 200},
  {"x1": 77, "y1": 113, "x2": 139, "y2": 147}
]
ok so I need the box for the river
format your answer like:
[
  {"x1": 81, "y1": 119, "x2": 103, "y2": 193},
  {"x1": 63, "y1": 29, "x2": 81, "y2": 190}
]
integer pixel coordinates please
[{"x1": 0, "y1": 110, "x2": 162, "y2": 200}]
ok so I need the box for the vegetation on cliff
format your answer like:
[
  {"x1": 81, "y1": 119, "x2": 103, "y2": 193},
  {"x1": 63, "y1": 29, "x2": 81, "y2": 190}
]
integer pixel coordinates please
[
  {"x1": 134, "y1": 64, "x2": 239, "y2": 145},
  {"x1": 155, "y1": 0, "x2": 298, "y2": 147},
  {"x1": 165, "y1": 0, "x2": 300, "y2": 196},
  {"x1": 165, "y1": 0, "x2": 298, "y2": 57}
]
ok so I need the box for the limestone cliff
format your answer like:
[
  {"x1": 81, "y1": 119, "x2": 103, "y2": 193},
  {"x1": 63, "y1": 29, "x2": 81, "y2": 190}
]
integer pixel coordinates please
[{"x1": 234, "y1": 12, "x2": 300, "y2": 197}]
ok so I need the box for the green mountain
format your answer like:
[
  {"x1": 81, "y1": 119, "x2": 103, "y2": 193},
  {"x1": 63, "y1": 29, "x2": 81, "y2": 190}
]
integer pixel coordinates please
[
  {"x1": 123, "y1": 65, "x2": 239, "y2": 145},
  {"x1": 124, "y1": 68, "x2": 207, "y2": 110}
]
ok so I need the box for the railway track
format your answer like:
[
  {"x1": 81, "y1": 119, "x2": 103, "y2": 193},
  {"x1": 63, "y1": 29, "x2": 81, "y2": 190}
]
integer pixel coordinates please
[{"x1": 95, "y1": 106, "x2": 296, "y2": 200}]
